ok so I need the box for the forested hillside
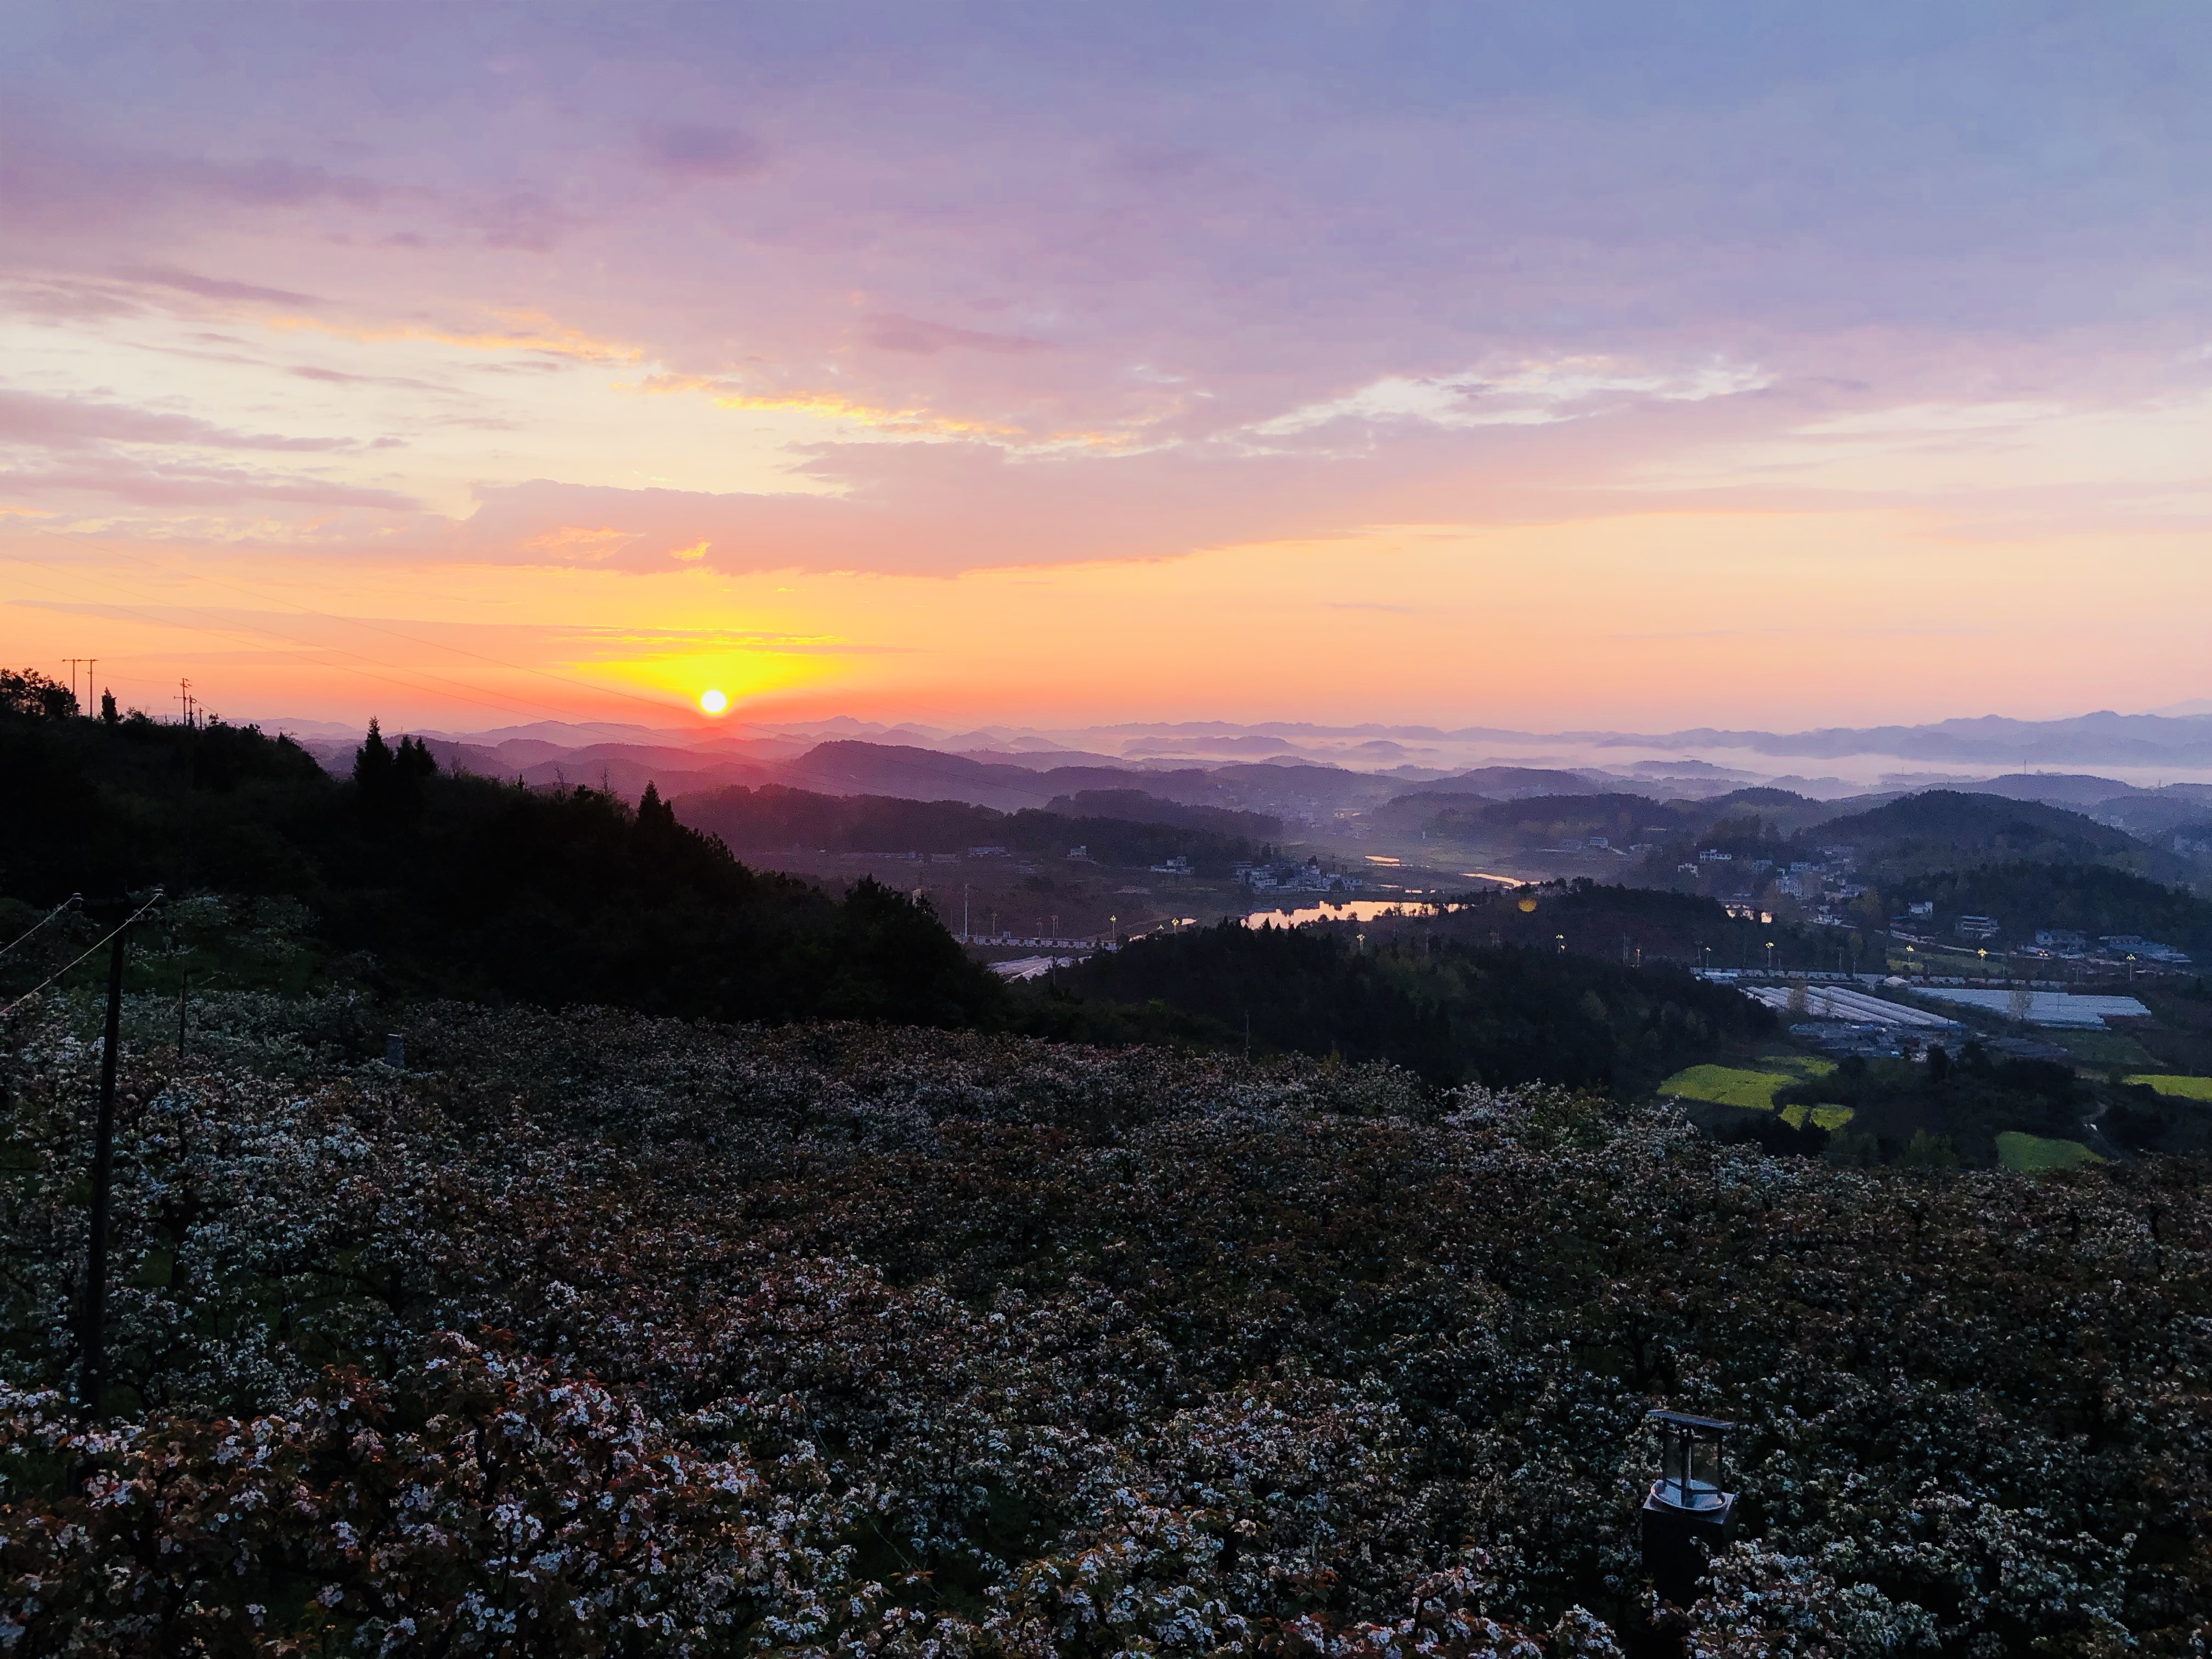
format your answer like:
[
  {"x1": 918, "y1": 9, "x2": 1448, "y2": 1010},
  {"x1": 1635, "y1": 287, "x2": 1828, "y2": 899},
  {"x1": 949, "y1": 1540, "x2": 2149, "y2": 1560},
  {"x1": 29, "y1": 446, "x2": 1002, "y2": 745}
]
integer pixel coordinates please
[
  {"x1": 1807, "y1": 789, "x2": 2177, "y2": 878},
  {"x1": 1059, "y1": 918, "x2": 1772, "y2": 1092},
  {"x1": 0, "y1": 681, "x2": 1000, "y2": 1026},
  {"x1": 1887, "y1": 861, "x2": 2212, "y2": 952},
  {"x1": 674, "y1": 781, "x2": 1271, "y2": 870}
]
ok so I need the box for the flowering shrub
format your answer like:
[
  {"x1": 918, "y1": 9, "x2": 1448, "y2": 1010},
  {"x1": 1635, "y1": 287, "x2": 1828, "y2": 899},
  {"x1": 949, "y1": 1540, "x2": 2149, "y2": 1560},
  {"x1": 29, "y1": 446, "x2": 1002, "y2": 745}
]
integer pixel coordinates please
[
  {"x1": 2, "y1": 994, "x2": 2209, "y2": 1654},
  {"x1": 0, "y1": 1331, "x2": 848, "y2": 1656}
]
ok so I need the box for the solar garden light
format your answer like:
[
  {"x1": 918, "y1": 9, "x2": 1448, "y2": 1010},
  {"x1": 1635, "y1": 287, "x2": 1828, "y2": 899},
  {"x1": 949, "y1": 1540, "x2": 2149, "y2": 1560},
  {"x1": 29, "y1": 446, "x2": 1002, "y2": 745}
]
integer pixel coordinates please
[{"x1": 1640, "y1": 1409, "x2": 1737, "y2": 1605}]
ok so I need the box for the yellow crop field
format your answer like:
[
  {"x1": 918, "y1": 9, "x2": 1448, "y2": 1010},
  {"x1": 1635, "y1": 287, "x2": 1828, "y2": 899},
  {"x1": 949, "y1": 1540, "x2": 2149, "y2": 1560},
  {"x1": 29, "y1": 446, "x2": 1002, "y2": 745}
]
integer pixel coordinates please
[
  {"x1": 1658, "y1": 1056, "x2": 1833, "y2": 1111},
  {"x1": 2126, "y1": 1074, "x2": 2212, "y2": 1102}
]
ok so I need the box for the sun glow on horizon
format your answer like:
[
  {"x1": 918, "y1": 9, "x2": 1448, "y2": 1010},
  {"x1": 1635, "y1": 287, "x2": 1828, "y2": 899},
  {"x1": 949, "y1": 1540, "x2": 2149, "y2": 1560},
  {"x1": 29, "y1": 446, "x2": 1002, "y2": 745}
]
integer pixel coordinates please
[{"x1": 698, "y1": 689, "x2": 728, "y2": 715}]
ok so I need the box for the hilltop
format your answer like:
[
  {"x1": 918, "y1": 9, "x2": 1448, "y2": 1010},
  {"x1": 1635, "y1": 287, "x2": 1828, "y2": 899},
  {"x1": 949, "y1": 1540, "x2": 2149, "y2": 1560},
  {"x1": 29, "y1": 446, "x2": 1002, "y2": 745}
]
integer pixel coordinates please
[
  {"x1": 1803, "y1": 789, "x2": 2182, "y2": 880},
  {"x1": 0, "y1": 690, "x2": 1000, "y2": 1026}
]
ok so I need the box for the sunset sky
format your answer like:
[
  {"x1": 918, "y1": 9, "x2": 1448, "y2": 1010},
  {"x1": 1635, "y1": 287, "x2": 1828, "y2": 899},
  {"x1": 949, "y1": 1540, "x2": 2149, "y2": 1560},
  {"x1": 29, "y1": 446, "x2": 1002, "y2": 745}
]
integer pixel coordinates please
[{"x1": 5, "y1": 3, "x2": 2211, "y2": 734}]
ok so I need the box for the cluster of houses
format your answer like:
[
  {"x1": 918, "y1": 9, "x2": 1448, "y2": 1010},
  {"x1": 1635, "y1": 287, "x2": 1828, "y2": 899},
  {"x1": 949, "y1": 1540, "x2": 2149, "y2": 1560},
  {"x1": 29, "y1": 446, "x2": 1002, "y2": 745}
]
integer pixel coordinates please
[
  {"x1": 1891, "y1": 911, "x2": 2192, "y2": 966},
  {"x1": 1233, "y1": 856, "x2": 1364, "y2": 895},
  {"x1": 1691, "y1": 844, "x2": 1867, "y2": 916},
  {"x1": 2027, "y1": 929, "x2": 2192, "y2": 964}
]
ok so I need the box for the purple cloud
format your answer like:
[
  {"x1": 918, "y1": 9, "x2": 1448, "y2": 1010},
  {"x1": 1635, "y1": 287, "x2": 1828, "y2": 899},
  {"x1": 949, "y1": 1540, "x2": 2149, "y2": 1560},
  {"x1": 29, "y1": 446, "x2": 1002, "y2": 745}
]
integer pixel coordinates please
[
  {"x1": 5, "y1": 4, "x2": 2211, "y2": 587},
  {"x1": 640, "y1": 123, "x2": 768, "y2": 179},
  {"x1": 859, "y1": 314, "x2": 1049, "y2": 356},
  {"x1": 0, "y1": 390, "x2": 363, "y2": 453},
  {"x1": 116, "y1": 266, "x2": 320, "y2": 307},
  {"x1": 0, "y1": 455, "x2": 420, "y2": 511}
]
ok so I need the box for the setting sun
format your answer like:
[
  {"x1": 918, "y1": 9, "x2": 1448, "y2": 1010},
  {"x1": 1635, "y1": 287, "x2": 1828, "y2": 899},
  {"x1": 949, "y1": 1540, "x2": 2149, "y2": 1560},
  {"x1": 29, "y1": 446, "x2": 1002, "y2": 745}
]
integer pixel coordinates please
[{"x1": 698, "y1": 689, "x2": 728, "y2": 715}]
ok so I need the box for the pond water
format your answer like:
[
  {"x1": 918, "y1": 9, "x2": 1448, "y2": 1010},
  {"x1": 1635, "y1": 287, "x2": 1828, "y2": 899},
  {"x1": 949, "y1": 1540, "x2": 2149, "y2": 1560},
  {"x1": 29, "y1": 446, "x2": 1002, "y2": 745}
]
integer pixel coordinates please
[{"x1": 1241, "y1": 899, "x2": 1444, "y2": 928}]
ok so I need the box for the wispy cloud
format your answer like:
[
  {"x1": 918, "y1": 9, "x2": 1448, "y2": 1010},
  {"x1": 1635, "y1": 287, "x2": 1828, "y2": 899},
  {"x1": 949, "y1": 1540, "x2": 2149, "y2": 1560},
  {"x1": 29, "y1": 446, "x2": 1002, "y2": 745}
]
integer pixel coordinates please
[
  {"x1": 1254, "y1": 358, "x2": 1771, "y2": 436},
  {"x1": 0, "y1": 390, "x2": 370, "y2": 454}
]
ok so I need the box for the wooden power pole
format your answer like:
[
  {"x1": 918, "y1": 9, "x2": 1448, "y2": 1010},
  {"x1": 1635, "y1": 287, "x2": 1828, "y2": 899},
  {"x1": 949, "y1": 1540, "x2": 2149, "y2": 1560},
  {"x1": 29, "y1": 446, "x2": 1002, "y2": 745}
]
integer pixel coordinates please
[{"x1": 80, "y1": 919, "x2": 128, "y2": 1415}]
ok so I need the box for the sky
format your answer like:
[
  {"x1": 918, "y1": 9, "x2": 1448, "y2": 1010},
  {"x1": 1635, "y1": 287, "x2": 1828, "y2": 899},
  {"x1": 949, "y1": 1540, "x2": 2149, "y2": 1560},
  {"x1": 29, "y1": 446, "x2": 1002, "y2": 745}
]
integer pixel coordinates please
[{"x1": 4, "y1": 2, "x2": 2212, "y2": 736}]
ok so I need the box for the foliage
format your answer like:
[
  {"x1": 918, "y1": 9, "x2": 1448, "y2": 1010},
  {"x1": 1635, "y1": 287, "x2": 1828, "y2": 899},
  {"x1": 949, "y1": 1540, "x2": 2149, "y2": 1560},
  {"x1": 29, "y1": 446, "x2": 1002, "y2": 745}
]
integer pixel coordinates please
[
  {"x1": 1886, "y1": 861, "x2": 2212, "y2": 952},
  {"x1": 1053, "y1": 920, "x2": 1774, "y2": 1092},
  {"x1": 0, "y1": 1333, "x2": 824, "y2": 1657},
  {"x1": 1771, "y1": 1046, "x2": 2106, "y2": 1168},
  {"x1": 1429, "y1": 882, "x2": 1807, "y2": 975},
  {"x1": 1802, "y1": 791, "x2": 2171, "y2": 881},
  {"x1": 1419, "y1": 795, "x2": 1685, "y2": 846},
  {"x1": 675, "y1": 783, "x2": 1268, "y2": 872},
  {"x1": 0, "y1": 669, "x2": 77, "y2": 721},
  {"x1": 1042, "y1": 788, "x2": 1282, "y2": 840},
  {"x1": 0, "y1": 702, "x2": 1005, "y2": 1029},
  {"x1": 3, "y1": 996, "x2": 2210, "y2": 1654}
]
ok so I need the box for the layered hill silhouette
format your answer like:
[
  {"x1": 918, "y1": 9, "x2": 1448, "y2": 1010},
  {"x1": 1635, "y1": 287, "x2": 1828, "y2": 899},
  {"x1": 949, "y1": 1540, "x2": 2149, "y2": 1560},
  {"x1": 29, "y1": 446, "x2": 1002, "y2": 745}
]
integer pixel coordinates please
[{"x1": 0, "y1": 698, "x2": 1001, "y2": 1028}]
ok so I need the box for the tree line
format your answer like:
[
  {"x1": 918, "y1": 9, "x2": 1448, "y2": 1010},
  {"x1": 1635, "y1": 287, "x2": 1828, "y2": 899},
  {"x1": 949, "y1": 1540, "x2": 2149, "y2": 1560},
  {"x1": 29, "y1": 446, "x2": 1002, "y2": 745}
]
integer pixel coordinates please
[{"x1": 674, "y1": 781, "x2": 1270, "y2": 871}]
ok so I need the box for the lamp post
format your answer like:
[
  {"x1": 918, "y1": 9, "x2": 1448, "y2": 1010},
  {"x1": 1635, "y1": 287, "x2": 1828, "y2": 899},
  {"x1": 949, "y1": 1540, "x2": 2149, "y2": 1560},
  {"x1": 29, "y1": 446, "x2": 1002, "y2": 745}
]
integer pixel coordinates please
[{"x1": 1641, "y1": 1409, "x2": 1738, "y2": 1606}]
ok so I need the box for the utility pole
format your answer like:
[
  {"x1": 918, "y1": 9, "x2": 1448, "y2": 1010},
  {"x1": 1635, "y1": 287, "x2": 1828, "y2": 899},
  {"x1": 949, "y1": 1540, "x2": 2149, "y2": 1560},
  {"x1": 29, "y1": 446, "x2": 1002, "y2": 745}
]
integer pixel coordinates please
[
  {"x1": 178, "y1": 972, "x2": 188, "y2": 1060},
  {"x1": 81, "y1": 902, "x2": 139, "y2": 1417}
]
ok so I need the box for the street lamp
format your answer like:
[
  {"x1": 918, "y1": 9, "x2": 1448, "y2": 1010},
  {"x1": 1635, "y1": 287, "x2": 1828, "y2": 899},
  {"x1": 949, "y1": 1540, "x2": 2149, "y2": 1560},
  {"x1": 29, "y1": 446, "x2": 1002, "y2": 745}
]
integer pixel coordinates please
[{"x1": 1641, "y1": 1409, "x2": 1739, "y2": 1606}]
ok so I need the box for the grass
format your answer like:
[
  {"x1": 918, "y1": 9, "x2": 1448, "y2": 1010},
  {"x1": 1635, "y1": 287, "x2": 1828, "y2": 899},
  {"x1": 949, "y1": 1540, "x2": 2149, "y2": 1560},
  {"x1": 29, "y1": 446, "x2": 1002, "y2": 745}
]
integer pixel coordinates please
[
  {"x1": 2056, "y1": 1030, "x2": 2158, "y2": 1068},
  {"x1": 1995, "y1": 1131, "x2": 2105, "y2": 1171},
  {"x1": 2125, "y1": 1074, "x2": 2212, "y2": 1102},
  {"x1": 1657, "y1": 1056, "x2": 1832, "y2": 1111}
]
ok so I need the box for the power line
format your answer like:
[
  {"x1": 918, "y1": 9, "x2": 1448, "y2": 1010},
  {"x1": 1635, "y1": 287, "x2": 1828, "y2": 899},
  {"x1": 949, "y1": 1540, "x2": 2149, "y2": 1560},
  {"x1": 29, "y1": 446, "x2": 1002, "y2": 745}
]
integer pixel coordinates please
[
  {"x1": 0, "y1": 895, "x2": 82, "y2": 962},
  {"x1": 0, "y1": 556, "x2": 579, "y2": 727},
  {"x1": 13, "y1": 523, "x2": 702, "y2": 718},
  {"x1": 0, "y1": 892, "x2": 165, "y2": 1023}
]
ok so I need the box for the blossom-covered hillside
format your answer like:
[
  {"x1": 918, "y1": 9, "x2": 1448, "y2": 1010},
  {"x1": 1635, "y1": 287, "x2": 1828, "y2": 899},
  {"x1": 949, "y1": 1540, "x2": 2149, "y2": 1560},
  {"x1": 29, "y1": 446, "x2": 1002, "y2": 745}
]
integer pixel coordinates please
[{"x1": 3, "y1": 997, "x2": 2208, "y2": 1655}]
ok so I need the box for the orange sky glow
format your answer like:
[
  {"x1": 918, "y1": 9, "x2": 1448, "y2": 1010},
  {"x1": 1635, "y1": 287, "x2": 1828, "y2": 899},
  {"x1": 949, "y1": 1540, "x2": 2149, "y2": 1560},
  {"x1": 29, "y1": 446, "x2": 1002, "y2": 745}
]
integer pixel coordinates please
[{"x1": 7, "y1": 8, "x2": 2210, "y2": 738}]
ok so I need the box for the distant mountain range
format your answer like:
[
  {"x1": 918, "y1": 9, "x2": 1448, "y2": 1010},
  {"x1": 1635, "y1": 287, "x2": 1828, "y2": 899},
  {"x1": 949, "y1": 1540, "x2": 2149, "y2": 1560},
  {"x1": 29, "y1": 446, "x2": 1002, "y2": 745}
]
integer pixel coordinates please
[
  {"x1": 275, "y1": 720, "x2": 2212, "y2": 855},
  {"x1": 263, "y1": 707, "x2": 2212, "y2": 785}
]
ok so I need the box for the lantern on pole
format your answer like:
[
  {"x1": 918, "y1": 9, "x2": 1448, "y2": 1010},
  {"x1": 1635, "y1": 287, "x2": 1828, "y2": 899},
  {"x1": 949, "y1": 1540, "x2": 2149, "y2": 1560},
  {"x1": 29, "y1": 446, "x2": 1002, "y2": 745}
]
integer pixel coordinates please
[{"x1": 1640, "y1": 1409, "x2": 1737, "y2": 1605}]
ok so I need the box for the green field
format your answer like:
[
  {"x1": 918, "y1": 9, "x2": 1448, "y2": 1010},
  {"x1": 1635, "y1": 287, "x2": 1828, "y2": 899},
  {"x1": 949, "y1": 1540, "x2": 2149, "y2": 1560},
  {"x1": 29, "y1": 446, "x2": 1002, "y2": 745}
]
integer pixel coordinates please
[
  {"x1": 1995, "y1": 1131, "x2": 2105, "y2": 1171},
  {"x1": 1658, "y1": 1056, "x2": 1833, "y2": 1111},
  {"x1": 2126, "y1": 1074, "x2": 2212, "y2": 1102},
  {"x1": 2054, "y1": 1030, "x2": 2158, "y2": 1068}
]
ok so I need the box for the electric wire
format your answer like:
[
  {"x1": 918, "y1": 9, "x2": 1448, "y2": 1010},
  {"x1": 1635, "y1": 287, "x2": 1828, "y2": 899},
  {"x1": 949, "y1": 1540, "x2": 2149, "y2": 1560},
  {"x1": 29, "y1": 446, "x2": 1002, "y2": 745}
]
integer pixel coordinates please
[
  {"x1": 0, "y1": 555, "x2": 576, "y2": 727},
  {"x1": 14, "y1": 522, "x2": 703, "y2": 718},
  {"x1": 0, "y1": 892, "x2": 165, "y2": 1022},
  {"x1": 0, "y1": 895, "x2": 81, "y2": 962}
]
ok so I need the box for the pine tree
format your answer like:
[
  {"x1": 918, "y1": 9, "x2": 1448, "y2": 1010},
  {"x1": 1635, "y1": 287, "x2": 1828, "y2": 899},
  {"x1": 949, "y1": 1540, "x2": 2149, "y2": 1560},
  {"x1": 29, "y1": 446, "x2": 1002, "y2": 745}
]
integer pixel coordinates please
[
  {"x1": 394, "y1": 734, "x2": 437, "y2": 782},
  {"x1": 353, "y1": 719, "x2": 393, "y2": 790}
]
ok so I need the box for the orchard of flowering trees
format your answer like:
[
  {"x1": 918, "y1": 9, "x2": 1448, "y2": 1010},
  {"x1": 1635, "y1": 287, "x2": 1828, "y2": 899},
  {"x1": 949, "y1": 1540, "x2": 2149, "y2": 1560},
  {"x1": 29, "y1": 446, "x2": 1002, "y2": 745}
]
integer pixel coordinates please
[{"x1": 2, "y1": 993, "x2": 2208, "y2": 1656}]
